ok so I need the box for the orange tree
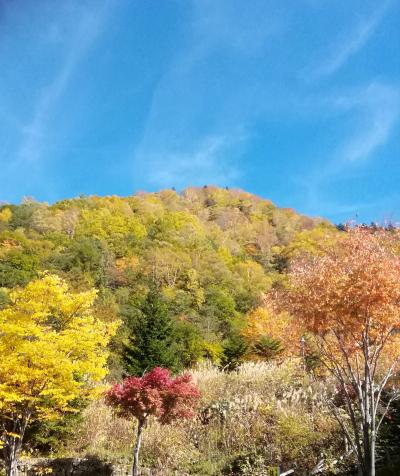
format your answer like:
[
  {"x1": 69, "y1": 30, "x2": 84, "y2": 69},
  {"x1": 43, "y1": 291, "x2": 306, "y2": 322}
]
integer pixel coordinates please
[{"x1": 274, "y1": 227, "x2": 400, "y2": 476}]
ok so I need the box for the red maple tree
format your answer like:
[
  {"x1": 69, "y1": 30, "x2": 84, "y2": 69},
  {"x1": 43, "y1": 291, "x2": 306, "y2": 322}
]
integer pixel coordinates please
[{"x1": 106, "y1": 367, "x2": 200, "y2": 476}]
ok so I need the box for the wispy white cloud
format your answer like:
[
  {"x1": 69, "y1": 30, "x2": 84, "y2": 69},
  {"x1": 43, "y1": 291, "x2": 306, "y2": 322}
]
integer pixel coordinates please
[
  {"x1": 314, "y1": 2, "x2": 391, "y2": 78},
  {"x1": 300, "y1": 82, "x2": 400, "y2": 217},
  {"x1": 148, "y1": 133, "x2": 245, "y2": 189},
  {"x1": 132, "y1": 0, "x2": 283, "y2": 188},
  {"x1": 191, "y1": 0, "x2": 283, "y2": 56},
  {"x1": 15, "y1": 3, "x2": 109, "y2": 167},
  {"x1": 337, "y1": 82, "x2": 400, "y2": 163}
]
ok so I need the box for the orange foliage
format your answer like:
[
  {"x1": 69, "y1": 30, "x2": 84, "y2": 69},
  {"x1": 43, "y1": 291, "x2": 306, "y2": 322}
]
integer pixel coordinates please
[
  {"x1": 242, "y1": 305, "x2": 302, "y2": 358},
  {"x1": 276, "y1": 227, "x2": 400, "y2": 474},
  {"x1": 283, "y1": 227, "x2": 400, "y2": 365}
]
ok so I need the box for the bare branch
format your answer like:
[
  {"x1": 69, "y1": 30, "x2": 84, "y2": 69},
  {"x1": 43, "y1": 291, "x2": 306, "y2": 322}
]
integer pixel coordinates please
[{"x1": 376, "y1": 392, "x2": 400, "y2": 433}]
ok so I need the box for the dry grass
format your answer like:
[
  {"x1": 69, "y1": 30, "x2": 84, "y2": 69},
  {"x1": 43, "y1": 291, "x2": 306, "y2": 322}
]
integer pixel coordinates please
[{"x1": 65, "y1": 360, "x2": 343, "y2": 475}]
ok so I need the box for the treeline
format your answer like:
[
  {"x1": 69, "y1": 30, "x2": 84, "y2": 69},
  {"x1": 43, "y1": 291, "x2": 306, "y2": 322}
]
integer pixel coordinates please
[{"x1": 0, "y1": 186, "x2": 335, "y2": 374}]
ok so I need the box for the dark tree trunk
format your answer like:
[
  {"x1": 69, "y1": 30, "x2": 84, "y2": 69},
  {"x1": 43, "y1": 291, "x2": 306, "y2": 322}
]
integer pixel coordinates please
[{"x1": 2, "y1": 412, "x2": 30, "y2": 476}]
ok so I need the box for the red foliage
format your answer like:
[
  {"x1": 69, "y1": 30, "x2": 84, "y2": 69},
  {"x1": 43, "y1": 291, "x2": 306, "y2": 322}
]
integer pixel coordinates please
[{"x1": 105, "y1": 367, "x2": 200, "y2": 424}]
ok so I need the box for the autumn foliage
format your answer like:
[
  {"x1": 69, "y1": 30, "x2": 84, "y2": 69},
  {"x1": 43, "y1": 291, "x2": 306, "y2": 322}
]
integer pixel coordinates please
[
  {"x1": 276, "y1": 227, "x2": 400, "y2": 476},
  {"x1": 106, "y1": 367, "x2": 200, "y2": 476},
  {"x1": 284, "y1": 227, "x2": 400, "y2": 359},
  {"x1": 106, "y1": 367, "x2": 200, "y2": 424},
  {"x1": 0, "y1": 274, "x2": 117, "y2": 476},
  {"x1": 241, "y1": 305, "x2": 302, "y2": 359}
]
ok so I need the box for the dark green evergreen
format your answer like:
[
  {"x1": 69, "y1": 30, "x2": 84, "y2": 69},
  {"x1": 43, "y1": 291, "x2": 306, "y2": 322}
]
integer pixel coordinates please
[
  {"x1": 220, "y1": 333, "x2": 248, "y2": 371},
  {"x1": 122, "y1": 286, "x2": 182, "y2": 376},
  {"x1": 251, "y1": 336, "x2": 283, "y2": 360}
]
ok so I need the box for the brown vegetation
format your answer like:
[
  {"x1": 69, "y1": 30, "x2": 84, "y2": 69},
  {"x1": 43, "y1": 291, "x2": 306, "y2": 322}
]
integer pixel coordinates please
[{"x1": 66, "y1": 362, "x2": 342, "y2": 475}]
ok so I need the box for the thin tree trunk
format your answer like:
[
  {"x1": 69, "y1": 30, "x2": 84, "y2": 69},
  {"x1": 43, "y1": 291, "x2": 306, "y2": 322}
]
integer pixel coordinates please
[
  {"x1": 370, "y1": 435, "x2": 376, "y2": 476},
  {"x1": 4, "y1": 437, "x2": 21, "y2": 476},
  {"x1": 3, "y1": 412, "x2": 30, "y2": 476},
  {"x1": 132, "y1": 419, "x2": 144, "y2": 476}
]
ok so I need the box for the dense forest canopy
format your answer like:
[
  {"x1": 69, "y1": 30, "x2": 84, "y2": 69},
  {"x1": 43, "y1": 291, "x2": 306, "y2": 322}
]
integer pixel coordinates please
[{"x1": 0, "y1": 186, "x2": 335, "y2": 373}]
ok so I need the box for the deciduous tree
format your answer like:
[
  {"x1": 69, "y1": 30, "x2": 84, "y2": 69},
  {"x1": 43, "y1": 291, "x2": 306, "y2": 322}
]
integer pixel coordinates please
[
  {"x1": 0, "y1": 274, "x2": 117, "y2": 476},
  {"x1": 106, "y1": 367, "x2": 200, "y2": 476},
  {"x1": 242, "y1": 305, "x2": 301, "y2": 360},
  {"x1": 276, "y1": 228, "x2": 400, "y2": 476}
]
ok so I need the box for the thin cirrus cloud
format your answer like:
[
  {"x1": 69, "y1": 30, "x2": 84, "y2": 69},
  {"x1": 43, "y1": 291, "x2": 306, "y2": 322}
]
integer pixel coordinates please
[
  {"x1": 301, "y1": 81, "x2": 400, "y2": 217},
  {"x1": 298, "y1": 1, "x2": 398, "y2": 218},
  {"x1": 313, "y1": 82, "x2": 399, "y2": 175},
  {"x1": 0, "y1": 0, "x2": 398, "y2": 223},
  {"x1": 133, "y1": 0, "x2": 399, "y2": 223},
  {"x1": 313, "y1": 1, "x2": 392, "y2": 78},
  {"x1": 132, "y1": 0, "x2": 283, "y2": 190},
  {"x1": 14, "y1": 3, "x2": 110, "y2": 170},
  {"x1": 338, "y1": 83, "x2": 400, "y2": 164},
  {"x1": 147, "y1": 134, "x2": 245, "y2": 189}
]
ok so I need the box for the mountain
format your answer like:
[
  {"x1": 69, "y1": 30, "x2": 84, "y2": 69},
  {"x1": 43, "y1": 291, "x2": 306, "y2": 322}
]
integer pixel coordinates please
[{"x1": 0, "y1": 186, "x2": 335, "y2": 370}]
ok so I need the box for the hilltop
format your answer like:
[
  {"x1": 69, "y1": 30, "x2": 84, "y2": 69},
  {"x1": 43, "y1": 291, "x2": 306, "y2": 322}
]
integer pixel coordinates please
[{"x1": 0, "y1": 186, "x2": 335, "y2": 370}]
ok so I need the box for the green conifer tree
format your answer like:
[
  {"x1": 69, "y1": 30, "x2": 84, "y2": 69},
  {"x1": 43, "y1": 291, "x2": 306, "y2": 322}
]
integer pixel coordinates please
[{"x1": 122, "y1": 286, "x2": 182, "y2": 375}]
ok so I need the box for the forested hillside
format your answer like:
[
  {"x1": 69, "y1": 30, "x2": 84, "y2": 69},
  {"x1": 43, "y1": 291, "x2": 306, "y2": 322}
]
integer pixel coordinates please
[
  {"x1": 0, "y1": 186, "x2": 335, "y2": 373},
  {"x1": 2, "y1": 187, "x2": 400, "y2": 476}
]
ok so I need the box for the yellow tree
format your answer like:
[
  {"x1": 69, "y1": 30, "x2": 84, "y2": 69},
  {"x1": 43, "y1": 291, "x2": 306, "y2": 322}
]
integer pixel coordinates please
[
  {"x1": 277, "y1": 228, "x2": 400, "y2": 476},
  {"x1": 0, "y1": 274, "x2": 118, "y2": 476},
  {"x1": 242, "y1": 305, "x2": 301, "y2": 360},
  {"x1": 0, "y1": 208, "x2": 12, "y2": 224}
]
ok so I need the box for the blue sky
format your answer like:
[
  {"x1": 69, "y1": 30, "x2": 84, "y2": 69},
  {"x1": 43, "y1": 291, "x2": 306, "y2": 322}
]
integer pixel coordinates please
[{"x1": 0, "y1": 0, "x2": 399, "y2": 223}]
